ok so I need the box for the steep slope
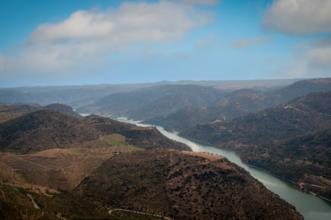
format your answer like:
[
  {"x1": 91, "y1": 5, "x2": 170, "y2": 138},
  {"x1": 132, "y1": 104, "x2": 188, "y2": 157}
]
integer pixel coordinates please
[
  {"x1": 147, "y1": 89, "x2": 272, "y2": 131},
  {"x1": 79, "y1": 85, "x2": 225, "y2": 120},
  {"x1": 76, "y1": 150, "x2": 302, "y2": 220},
  {"x1": 183, "y1": 91, "x2": 331, "y2": 200},
  {"x1": 147, "y1": 78, "x2": 331, "y2": 132},
  {"x1": 243, "y1": 130, "x2": 331, "y2": 200},
  {"x1": 184, "y1": 91, "x2": 331, "y2": 146}
]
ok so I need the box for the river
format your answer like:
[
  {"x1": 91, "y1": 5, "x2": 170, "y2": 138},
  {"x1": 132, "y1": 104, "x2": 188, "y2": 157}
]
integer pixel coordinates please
[{"x1": 117, "y1": 117, "x2": 331, "y2": 220}]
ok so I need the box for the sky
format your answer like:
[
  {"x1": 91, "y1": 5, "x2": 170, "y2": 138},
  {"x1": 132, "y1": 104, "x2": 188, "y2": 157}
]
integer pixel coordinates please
[{"x1": 0, "y1": 0, "x2": 331, "y2": 87}]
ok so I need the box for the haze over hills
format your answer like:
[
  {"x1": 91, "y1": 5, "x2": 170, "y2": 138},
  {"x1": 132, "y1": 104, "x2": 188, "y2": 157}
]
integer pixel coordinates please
[
  {"x1": 183, "y1": 91, "x2": 331, "y2": 146},
  {"x1": 79, "y1": 84, "x2": 226, "y2": 120},
  {"x1": 0, "y1": 79, "x2": 322, "y2": 127},
  {"x1": 147, "y1": 78, "x2": 331, "y2": 132},
  {"x1": 0, "y1": 79, "x2": 298, "y2": 108},
  {"x1": 146, "y1": 89, "x2": 273, "y2": 132},
  {"x1": 0, "y1": 84, "x2": 154, "y2": 107}
]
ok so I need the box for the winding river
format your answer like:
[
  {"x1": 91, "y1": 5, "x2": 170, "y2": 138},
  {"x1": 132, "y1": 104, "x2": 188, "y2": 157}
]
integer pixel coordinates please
[{"x1": 117, "y1": 117, "x2": 331, "y2": 220}]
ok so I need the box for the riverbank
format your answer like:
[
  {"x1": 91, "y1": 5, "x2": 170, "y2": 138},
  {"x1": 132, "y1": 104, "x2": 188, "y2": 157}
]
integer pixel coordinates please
[
  {"x1": 180, "y1": 134, "x2": 331, "y2": 204},
  {"x1": 117, "y1": 117, "x2": 331, "y2": 220}
]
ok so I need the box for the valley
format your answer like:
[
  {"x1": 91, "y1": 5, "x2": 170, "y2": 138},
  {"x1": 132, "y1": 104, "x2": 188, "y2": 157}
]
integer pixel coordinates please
[
  {"x1": 2, "y1": 1, "x2": 331, "y2": 218},
  {"x1": 0, "y1": 102, "x2": 304, "y2": 219},
  {"x1": 119, "y1": 118, "x2": 331, "y2": 220},
  {"x1": 0, "y1": 78, "x2": 330, "y2": 219}
]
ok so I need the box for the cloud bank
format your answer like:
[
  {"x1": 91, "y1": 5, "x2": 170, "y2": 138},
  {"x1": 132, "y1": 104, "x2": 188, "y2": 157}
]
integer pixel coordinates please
[
  {"x1": 178, "y1": 0, "x2": 219, "y2": 5},
  {"x1": 293, "y1": 40, "x2": 331, "y2": 77},
  {"x1": 263, "y1": 0, "x2": 331, "y2": 35},
  {"x1": 0, "y1": 1, "x2": 212, "y2": 77},
  {"x1": 264, "y1": 0, "x2": 331, "y2": 77}
]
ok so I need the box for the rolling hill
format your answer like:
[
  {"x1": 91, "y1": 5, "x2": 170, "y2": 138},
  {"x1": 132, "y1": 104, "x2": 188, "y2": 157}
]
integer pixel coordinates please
[
  {"x1": 0, "y1": 105, "x2": 189, "y2": 153},
  {"x1": 78, "y1": 84, "x2": 226, "y2": 120},
  {"x1": 0, "y1": 110, "x2": 99, "y2": 153}
]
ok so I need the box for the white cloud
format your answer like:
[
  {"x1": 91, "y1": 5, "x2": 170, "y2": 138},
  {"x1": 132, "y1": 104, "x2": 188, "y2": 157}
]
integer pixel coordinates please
[
  {"x1": 284, "y1": 39, "x2": 331, "y2": 77},
  {"x1": 30, "y1": 2, "x2": 210, "y2": 44},
  {"x1": 232, "y1": 37, "x2": 266, "y2": 48},
  {"x1": 0, "y1": 1, "x2": 212, "y2": 76},
  {"x1": 263, "y1": 0, "x2": 331, "y2": 35},
  {"x1": 306, "y1": 42, "x2": 331, "y2": 73},
  {"x1": 263, "y1": 0, "x2": 331, "y2": 78}
]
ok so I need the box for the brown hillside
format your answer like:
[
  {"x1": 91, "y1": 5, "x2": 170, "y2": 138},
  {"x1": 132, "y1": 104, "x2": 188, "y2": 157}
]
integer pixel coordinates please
[
  {"x1": 0, "y1": 109, "x2": 189, "y2": 153},
  {"x1": 0, "y1": 146, "x2": 141, "y2": 191},
  {"x1": 76, "y1": 150, "x2": 302, "y2": 220}
]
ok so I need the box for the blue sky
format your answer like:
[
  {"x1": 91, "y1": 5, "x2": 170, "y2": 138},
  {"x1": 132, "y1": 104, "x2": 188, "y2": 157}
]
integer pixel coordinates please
[{"x1": 0, "y1": 0, "x2": 330, "y2": 87}]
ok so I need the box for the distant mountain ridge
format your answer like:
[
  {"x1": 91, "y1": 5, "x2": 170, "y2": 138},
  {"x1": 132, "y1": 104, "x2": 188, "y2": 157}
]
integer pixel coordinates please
[
  {"x1": 148, "y1": 78, "x2": 331, "y2": 132},
  {"x1": 0, "y1": 84, "x2": 161, "y2": 109},
  {"x1": 0, "y1": 79, "x2": 298, "y2": 106},
  {"x1": 79, "y1": 84, "x2": 227, "y2": 120}
]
